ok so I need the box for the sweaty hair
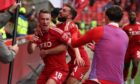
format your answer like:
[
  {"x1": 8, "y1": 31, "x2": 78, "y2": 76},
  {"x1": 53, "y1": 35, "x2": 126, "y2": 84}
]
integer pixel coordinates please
[
  {"x1": 51, "y1": 8, "x2": 60, "y2": 18},
  {"x1": 105, "y1": 5, "x2": 123, "y2": 22},
  {"x1": 64, "y1": 4, "x2": 77, "y2": 20}
]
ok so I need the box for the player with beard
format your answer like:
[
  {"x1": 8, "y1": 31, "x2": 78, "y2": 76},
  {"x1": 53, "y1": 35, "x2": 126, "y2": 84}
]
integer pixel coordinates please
[
  {"x1": 57, "y1": 4, "x2": 90, "y2": 84},
  {"x1": 39, "y1": 4, "x2": 90, "y2": 84},
  {"x1": 27, "y1": 9, "x2": 70, "y2": 84},
  {"x1": 123, "y1": 11, "x2": 140, "y2": 84},
  {"x1": 43, "y1": 5, "x2": 128, "y2": 84}
]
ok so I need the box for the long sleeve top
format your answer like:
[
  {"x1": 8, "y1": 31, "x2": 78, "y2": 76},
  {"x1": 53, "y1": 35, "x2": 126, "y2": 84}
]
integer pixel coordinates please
[{"x1": 0, "y1": 34, "x2": 16, "y2": 63}]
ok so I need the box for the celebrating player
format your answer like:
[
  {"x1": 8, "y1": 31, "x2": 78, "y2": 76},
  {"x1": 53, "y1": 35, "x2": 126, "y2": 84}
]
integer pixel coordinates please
[
  {"x1": 27, "y1": 9, "x2": 69, "y2": 84},
  {"x1": 123, "y1": 11, "x2": 140, "y2": 84}
]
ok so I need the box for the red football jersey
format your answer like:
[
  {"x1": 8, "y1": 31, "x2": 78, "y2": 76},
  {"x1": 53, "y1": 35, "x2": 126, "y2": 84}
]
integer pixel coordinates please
[
  {"x1": 123, "y1": 23, "x2": 140, "y2": 48},
  {"x1": 57, "y1": 21, "x2": 90, "y2": 64},
  {"x1": 35, "y1": 28, "x2": 69, "y2": 70}
]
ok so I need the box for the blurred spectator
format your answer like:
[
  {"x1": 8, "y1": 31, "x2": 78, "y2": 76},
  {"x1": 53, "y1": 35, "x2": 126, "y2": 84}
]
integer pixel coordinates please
[
  {"x1": 5, "y1": 21, "x2": 14, "y2": 39},
  {"x1": 27, "y1": 6, "x2": 37, "y2": 35},
  {"x1": 89, "y1": 0, "x2": 95, "y2": 7},
  {"x1": 0, "y1": 3, "x2": 19, "y2": 63},
  {"x1": 102, "y1": 0, "x2": 122, "y2": 11},
  {"x1": 102, "y1": 0, "x2": 114, "y2": 11},
  {"x1": 136, "y1": 0, "x2": 140, "y2": 14},
  {"x1": 50, "y1": 8, "x2": 61, "y2": 26},
  {"x1": 0, "y1": 27, "x2": 7, "y2": 39},
  {"x1": 124, "y1": 0, "x2": 137, "y2": 12},
  {"x1": 120, "y1": 11, "x2": 129, "y2": 27},
  {"x1": 16, "y1": 6, "x2": 28, "y2": 37},
  {"x1": 88, "y1": 0, "x2": 109, "y2": 25},
  {"x1": 0, "y1": 37, "x2": 19, "y2": 63},
  {"x1": 79, "y1": 21, "x2": 86, "y2": 35},
  {"x1": 0, "y1": 3, "x2": 17, "y2": 28},
  {"x1": 90, "y1": 20, "x2": 97, "y2": 28},
  {"x1": 113, "y1": 0, "x2": 121, "y2": 5}
]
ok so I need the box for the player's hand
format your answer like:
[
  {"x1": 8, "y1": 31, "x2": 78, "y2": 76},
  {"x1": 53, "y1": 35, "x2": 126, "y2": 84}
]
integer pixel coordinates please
[
  {"x1": 74, "y1": 56, "x2": 85, "y2": 67},
  {"x1": 87, "y1": 43, "x2": 95, "y2": 51},
  {"x1": 34, "y1": 27, "x2": 43, "y2": 37},
  {"x1": 9, "y1": 3, "x2": 21, "y2": 13},
  {"x1": 9, "y1": 44, "x2": 19, "y2": 54},
  {"x1": 40, "y1": 49, "x2": 48, "y2": 58},
  {"x1": 32, "y1": 35, "x2": 39, "y2": 42}
]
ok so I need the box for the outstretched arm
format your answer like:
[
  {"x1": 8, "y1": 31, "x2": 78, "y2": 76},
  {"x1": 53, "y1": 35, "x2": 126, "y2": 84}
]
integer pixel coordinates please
[
  {"x1": 71, "y1": 26, "x2": 103, "y2": 47},
  {"x1": 27, "y1": 35, "x2": 38, "y2": 54}
]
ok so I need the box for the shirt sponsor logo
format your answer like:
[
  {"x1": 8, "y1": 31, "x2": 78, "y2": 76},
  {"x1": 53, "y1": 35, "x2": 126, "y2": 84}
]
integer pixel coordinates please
[
  {"x1": 129, "y1": 28, "x2": 140, "y2": 35},
  {"x1": 39, "y1": 41, "x2": 52, "y2": 48}
]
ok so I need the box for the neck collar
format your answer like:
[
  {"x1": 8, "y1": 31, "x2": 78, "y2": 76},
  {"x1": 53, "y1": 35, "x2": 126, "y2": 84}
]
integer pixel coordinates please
[{"x1": 108, "y1": 22, "x2": 119, "y2": 27}]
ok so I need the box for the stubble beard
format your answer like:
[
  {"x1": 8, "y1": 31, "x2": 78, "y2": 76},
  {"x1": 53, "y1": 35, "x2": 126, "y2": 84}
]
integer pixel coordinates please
[{"x1": 58, "y1": 16, "x2": 67, "y2": 22}]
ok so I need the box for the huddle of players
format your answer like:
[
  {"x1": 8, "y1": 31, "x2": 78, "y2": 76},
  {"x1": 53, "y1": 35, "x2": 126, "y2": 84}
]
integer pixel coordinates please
[
  {"x1": 27, "y1": 3, "x2": 140, "y2": 84},
  {"x1": 27, "y1": 4, "x2": 90, "y2": 84}
]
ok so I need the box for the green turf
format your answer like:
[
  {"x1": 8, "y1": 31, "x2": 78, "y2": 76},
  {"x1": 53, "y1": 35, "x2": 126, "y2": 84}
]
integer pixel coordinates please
[{"x1": 127, "y1": 63, "x2": 140, "y2": 84}]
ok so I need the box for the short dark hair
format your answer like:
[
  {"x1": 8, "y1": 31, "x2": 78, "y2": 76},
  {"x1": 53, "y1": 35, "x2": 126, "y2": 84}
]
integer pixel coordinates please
[
  {"x1": 51, "y1": 8, "x2": 60, "y2": 18},
  {"x1": 105, "y1": 5, "x2": 123, "y2": 22},
  {"x1": 128, "y1": 11, "x2": 136, "y2": 18},
  {"x1": 65, "y1": 4, "x2": 77, "y2": 20}
]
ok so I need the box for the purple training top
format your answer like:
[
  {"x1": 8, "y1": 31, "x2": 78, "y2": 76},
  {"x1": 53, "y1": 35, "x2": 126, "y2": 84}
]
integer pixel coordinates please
[{"x1": 89, "y1": 25, "x2": 129, "y2": 84}]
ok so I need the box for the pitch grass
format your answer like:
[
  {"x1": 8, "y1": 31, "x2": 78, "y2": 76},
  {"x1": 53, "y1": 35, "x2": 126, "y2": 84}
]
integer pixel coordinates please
[{"x1": 127, "y1": 63, "x2": 140, "y2": 84}]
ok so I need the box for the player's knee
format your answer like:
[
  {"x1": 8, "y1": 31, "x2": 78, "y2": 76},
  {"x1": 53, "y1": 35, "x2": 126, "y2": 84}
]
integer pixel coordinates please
[{"x1": 46, "y1": 78, "x2": 56, "y2": 84}]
